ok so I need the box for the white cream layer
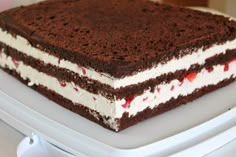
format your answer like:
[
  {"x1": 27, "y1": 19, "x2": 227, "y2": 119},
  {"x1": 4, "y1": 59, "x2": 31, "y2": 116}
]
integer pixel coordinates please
[
  {"x1": 0, "y1": 28, "x2": 236, "y2": 89},
  {"x1": 1, "y1": 50, "x2": 236, "y2": 121}
]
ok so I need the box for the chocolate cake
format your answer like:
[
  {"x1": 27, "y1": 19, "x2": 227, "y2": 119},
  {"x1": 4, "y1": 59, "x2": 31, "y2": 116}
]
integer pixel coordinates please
[{"x1": 0, "y1": 0, "x2": 236, "y2": 132}]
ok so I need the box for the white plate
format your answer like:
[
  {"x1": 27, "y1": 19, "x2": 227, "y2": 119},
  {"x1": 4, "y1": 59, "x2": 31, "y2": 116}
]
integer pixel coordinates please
[{"x1": 0, "y1": 67, "x2": 236, "y2": 157}]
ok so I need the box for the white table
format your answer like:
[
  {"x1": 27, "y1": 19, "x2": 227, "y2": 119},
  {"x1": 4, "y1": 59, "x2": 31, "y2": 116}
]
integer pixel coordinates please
[
  {"x1": 0, "y1": 121, "x2": 24, "y2": 157},
  {"x1": 0, "y1": 120, "x2": 236, "y2": 157}
]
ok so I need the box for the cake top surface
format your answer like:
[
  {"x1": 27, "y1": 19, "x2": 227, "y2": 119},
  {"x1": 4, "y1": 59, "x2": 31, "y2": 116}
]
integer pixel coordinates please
[{"x1": 1, "y1": 0, "x2": 236, "y2": 77}]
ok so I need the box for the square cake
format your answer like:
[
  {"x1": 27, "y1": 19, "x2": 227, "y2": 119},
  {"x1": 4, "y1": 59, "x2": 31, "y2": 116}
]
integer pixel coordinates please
[{"x1": 0, "y1": 0, "x2": 236, "y2": 132}]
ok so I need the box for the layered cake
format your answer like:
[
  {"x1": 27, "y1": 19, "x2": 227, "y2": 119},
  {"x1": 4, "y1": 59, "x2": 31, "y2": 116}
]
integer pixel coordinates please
[{"x1": 0, "y1": 0, "x2": 236, "y2": 132}]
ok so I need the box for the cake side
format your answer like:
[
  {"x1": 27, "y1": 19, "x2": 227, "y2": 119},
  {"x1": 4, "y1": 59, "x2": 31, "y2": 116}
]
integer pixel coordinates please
[
  {"x1": 1, "y1": 51, "x2": 236, "y2": 131},
  {"x1": 1, "y1": 42, "x2": 236, "y2": 131}
]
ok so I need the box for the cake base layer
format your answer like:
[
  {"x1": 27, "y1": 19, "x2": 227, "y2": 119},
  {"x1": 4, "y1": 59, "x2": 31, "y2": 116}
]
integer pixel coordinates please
[{"x1": 1, "y1": 67, "x2": 235, "y2": 131}]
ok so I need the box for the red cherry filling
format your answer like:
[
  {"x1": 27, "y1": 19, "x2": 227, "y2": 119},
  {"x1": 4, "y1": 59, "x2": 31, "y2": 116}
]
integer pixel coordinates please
[
  {"x1": 81, "y1": 68, "x2": 86, "y2": 75},
  {"x1": 122, "y1": 98, "x2": 134, "y2": 109},
  {"x1": 230, "y1": 58, "x2": 236, "y2": 63},
  {"x1": 74, "y1": 87, "x2": 79, "y2": 92},
  {"x1": 58, "y1": 80, "x2": 66, "y2": 87},
  {"x1": 186, "y1": 72, "x2": 197, "y2": 82},
  {"x1": 224, "y1": 57, "x2": 236, "y2": 72},
  {"x1": 224, "y1": 64, "x2": 229, "y2": 72},
  {"x1": 12, "y1": 58, "x2": 19, "y2": 68},
  {"x1": 77, "y1": 65, "x2": 86, "y2": 75},
  {"x1": 170, "y1": 85, "x2": 175, "y2": 91},
  {"x1": 143, "y1": 97, "x2": 148, "y2": 102},
  {"x1": 206, "y1": 67, "x2": 213, "y2": 73},
  {"x1": 178, "y1": 80, "x2": 184, "y2": 86}
]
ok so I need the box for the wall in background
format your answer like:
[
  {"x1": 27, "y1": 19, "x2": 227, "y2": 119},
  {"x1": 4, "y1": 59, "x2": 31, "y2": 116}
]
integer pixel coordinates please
[
  {"x1": 12, "y1": 0, "x2": 44, "y2": 7},
  {"x1": 1, "y1": 0, "x2": 235, "y2": 18},
  {"x1": 226, "y1": 0, "x2": 236, "y2": 17},
  {"x1": 161, "y1": 0, "x2": 207, "y2": 6},
  {"x1": 158, "y1": 0, "x2": 236, "y2": 18},
  {"x1": 0, "y1": 0, "x2": 44, "y2": 12},
  {"x1": 209, "y1": 0, "x2": 236, "y2": 17}
]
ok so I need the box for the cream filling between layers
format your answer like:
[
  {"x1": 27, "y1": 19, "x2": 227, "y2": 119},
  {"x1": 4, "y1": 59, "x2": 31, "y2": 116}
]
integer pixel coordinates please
[
  {"x1": 1, "y1": 50, "x2": 236, "y2": 121},
  {"x1": 0, "y1": 28, "x2": 236, "y2": 89}
]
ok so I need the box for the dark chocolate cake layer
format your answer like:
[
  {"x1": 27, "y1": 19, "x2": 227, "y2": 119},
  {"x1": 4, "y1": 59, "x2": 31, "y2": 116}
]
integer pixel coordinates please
[{"x1": 0, "y1": 0, "x2": 236, "y2": 77}]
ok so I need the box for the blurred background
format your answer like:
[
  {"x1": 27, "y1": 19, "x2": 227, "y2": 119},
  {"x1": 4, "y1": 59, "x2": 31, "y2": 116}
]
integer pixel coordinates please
[
  {"x1": 161, "y1": 0, "x2": 236, "y2": 17},
  {"x1": 0, "y1": 0, "x2": 235, "y2": 18}
]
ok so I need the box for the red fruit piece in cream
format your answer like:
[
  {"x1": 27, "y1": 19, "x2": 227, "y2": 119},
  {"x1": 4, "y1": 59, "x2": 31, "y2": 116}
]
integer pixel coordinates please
[
  {"x1": 143, "y1": 97, "x2": 148, "y2": 102},
  {"x1": 224, "y1": 64, "x2": 229, "y2": 72},
  {"x1": 78, "y1": 65, "x2": 86, "y2": 75},
  {"x1": 122, "y1": 98, "x2": 134, "y2": 109},
  {"x1": 230, "y1": 58, "x2": 236, "y2": 63},
  {"x1": 74, "y1": 87, "x2": 79, "y2": 92},
  {"x1": 81, "y1": 68, "x2": 86, "y2": 75},
  {"x1": 206, "y1": 67, "x2": 213, "y2": 73},
  {"x1": 178, "y1": 80, "x2": 184, "y2": 86},
  {"x1": 186, "y1": 73, "x2": 197, "y2": 82},
  {"x1": 58, "y1": 80, "x2": 66, "y2": 87},
  {"x1": 170, "y1": 85, "x2": 175, "y2": 91},
  {"x1": 12, "y1": 58, "x2": 19, "y2": 68}
]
